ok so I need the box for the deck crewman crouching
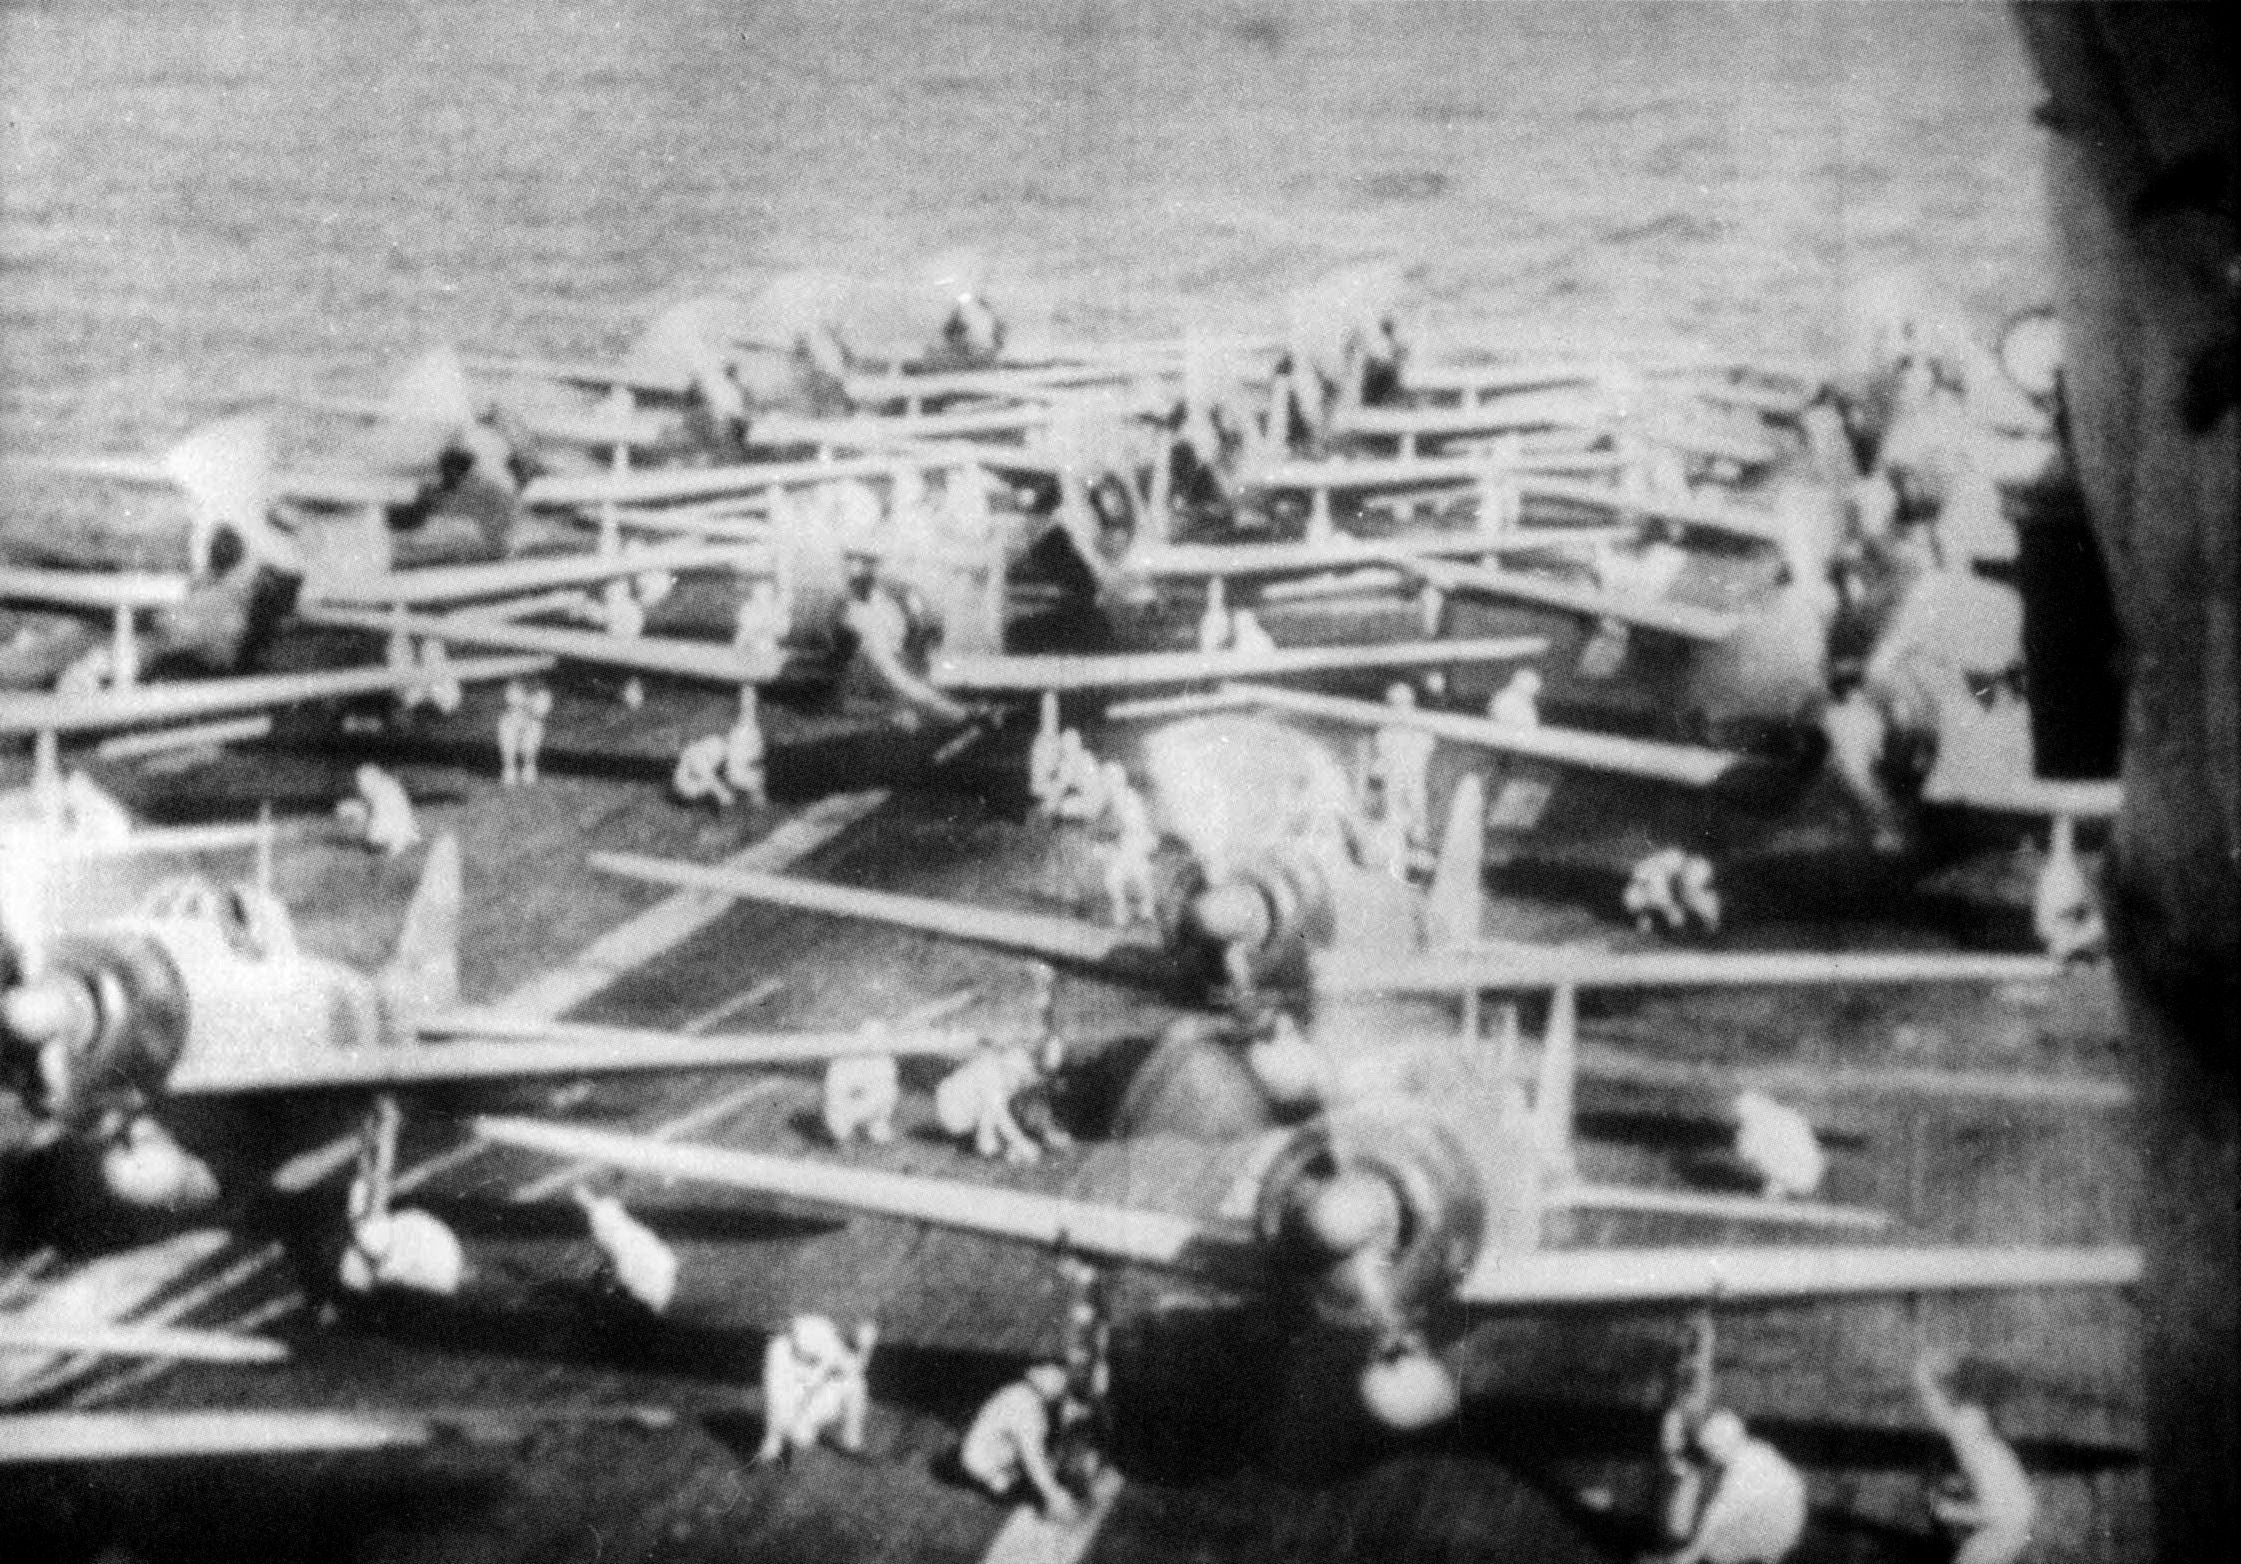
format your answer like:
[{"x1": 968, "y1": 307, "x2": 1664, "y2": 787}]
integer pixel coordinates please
[
  {"x1": 960, "y1": 1364, "x2": 1082, "y2": 1523},
  {"x1": 757, "y1": 1314, "x2": 876, "y2": 1465}
]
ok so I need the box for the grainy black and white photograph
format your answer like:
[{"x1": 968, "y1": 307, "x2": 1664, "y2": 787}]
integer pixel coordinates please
[{"x1": 1, "y1": 2, "x2": 2232, "y2": 1560}]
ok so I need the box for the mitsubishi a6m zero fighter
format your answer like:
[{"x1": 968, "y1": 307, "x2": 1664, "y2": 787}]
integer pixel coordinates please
[
  {"x1": 0, "y1": 830, "x2": 998, "y2": 1226},
  {"x1": 478, "y1": 712, "x2": 2132, "y2": 1452},
  {"x1": 2, "y1": 413, "x2": 561, "y2": 773}
]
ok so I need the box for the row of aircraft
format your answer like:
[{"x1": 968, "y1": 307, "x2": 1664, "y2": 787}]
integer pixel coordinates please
[
  {"x1": 2, "y1": 709, "x2": 2130, "y2": 1466},
  {"x1": 7, "y1": 267, "x2": 2108, "y2": 948}
]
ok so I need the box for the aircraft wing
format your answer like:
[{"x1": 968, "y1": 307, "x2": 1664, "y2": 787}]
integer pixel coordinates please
[
  {"x1": 929, "y1": 635, "x2": 1548, "y2": 694},
  {"x1": 473, "y1": 1115, "x2": 1246, "y2": 1275},
  {"x1": 303, "y1": 539, "x2": 766, "y2": 609},
  {"x1": 0, "y1": 1323, "x2": 287, "y2": 1365},
  {"x1": 0, "y1": 1405, "x2": 677, "y2": 1465},
  {"x1": 520, "y1": 451, "x2": 932, "y2": 511},
  {"x1": 463, "y1": 351, "x2": 692, "y2": 398},
  {"x1": 1235, "y1": 452, "x2": 1495, "y2": 496},
  {"x1": 1458, "y1": 1241, "x2": 2139, "y2": 1307},
  {"x1": 1514, "y1": 476, "x2": 1789, "y2": 547},
  {"x1": 1388, "y1": 553, "x2": 1742, "y2": 643},
  {"x1": 1329, "y1": 389, "x2": 1611, "y2": 444},
  {"x1": 0, "y1": 653, "x2": 553, "y2": 737},
  {"x1": 165, "y1": 1021, "x2": 983, "y2": 1095},
  {"x1": 754, "y1": 403, "x2": 1053, "y2": 448},
  {"x1": 845, "y1": 362, "x2": 1149, "y2": 406},
  {"x1": 18, "y1": 454, "x2": 417, "y2": 511},
  {"x1": 1313, "y1": 943, "x2": 2064, "y2": 996},
  {"x1": 0, "y1": 567, "x2": 190, "y2": 611},
  {"x1": 505, "y1": 404, "x2": 681, "y2": 451},
  {"x1": 1921, "y1": 775, "x2": 2123, "y2": 821},
  {"x1": 298, "y1": 604, "x2": 782, "y2": 686},
  {"x1": 1119, "y1": 529, "x2": 1563, "y2": 583},
  {"x1": 1217, "y1": 681, "x2": 1750, "y2": 788},
  {"x1": 1552, "y1": 1184, "x2": 1892, "y2": 1231},
  {"x1": 588, "y1": 851, "x2": 1137, "y2": 968}
]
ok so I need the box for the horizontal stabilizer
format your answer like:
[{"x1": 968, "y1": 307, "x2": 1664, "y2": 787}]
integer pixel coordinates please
[{"x1": 1460, "y1": 1241, "x2": 2139, "y2": 1306}]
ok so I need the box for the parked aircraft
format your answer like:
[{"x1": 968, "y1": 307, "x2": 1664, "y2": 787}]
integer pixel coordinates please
[{"x1": 0, "y1": 833, "x2": 990, "y2": 1215}]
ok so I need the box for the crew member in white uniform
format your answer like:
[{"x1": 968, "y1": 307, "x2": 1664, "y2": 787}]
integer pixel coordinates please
[
  {"x1": 1028, "y1": 692, "x2": 1065, "y2": 815},
  {"x1": 1914, "y1": 1355, "x2": 2036, "y2": 1564},
  {"x1": 1731, "y1": 1090, "x2": 1825, "y2": 1200},
  {"x1": 756, "y1": 1315, "x2": 876, "y2": 1465},
  {"x1": 2032, "y1": 814, "x2": 2105, "y2": 962},
  {"x1": 1663, "y1": 1407, "x2": 1808, "y2": 1564},
  {"x1": 497, "y1": 681, "x2": 534, "y2": 786},
  {"x1": 598, "y1": 579, "x2": 648, "y2": 709},
  {"x1": 959, "y1": 1364, "x2": 1081, "y2": 1522},
  {"x1": 573, "y1": 1186, "x2": 679, "y2": 1315},
  {"x1": 822, "y1": 1051, "x2": 901, "y2": 1147},
  {"x1": 935, "y1": 1041, "x2": 1044, "y2": 1164},
  {"x1": 1197, "y1": 579, "x2": 1231, "y2": 653},
  {"x1": 339, "y1": 1099, "x2": 466, "y2": 1299},
  {"x1": 1488, "y1": 667, "x2": 1543, "y2": 728},
  {"x1": 1098, "y1": 761, "x2": 1160, "y2": 928},
  {"x1": 1370, "y1": 684, "x2": 1436, "y2": 847},
  {"x1": 672, "y1": 731, "x2": 735, "y2": 809},
  {"x1": 338, "y1": 763, "x2": 420, "y2": 857},
  {"x1": 723, "y1": 686, "x2": 769, "y2": 809}
]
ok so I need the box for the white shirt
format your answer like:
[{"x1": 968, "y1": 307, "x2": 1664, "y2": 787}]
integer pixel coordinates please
[{"x1": 1686, "y1": 1440, "x2": 1807, "y2": 1563}]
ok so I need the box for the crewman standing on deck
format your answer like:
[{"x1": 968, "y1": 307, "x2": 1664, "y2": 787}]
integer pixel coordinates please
[
  {"x1": 1913, "y1": 1354, "x2": 2035, "y2": 1564},
  {"x1": 1370, "y1": 684, "x2": 1435, "y2": 847},
  {"x1": 496, "y1": 681, "x2": 534, "y2": 786},
  {"x1": 723, "y1": 686, "x2": 769, "y2": 810},
  {"x1": 337, "y1": 764, "x2": 419, "y2": 857},
  {"x1": 1098, "y1": 760, "x2": 1160, "y2": 928},
  {"x1": 573, "y1": 1186, "x2": 679, "y2": 1315},
  {"x1": 1659, "y1": 1407, "x2": 1807, "y2": 1564}
]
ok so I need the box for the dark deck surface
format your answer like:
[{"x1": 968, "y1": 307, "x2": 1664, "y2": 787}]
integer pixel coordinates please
[{"x1": 1, "y1": 698, "x2": 2146, "y2": 1562}]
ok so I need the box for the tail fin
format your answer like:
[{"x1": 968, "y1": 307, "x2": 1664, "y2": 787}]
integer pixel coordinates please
[
  {"x1": 1422, "y1": 774, "x2": 1484, "y2": 951},
  {"x1": 379, "y1": 834, "x2": 461, "y2": 1019},
  {"x1": 162, "y1": 415, "x2": 299, "y2": 577},
  {"x1": 1532, "y1": 983, "x2": 1577, "y2": 1174},
  {"x1": 382, "y1": 345, "x2": 479, "y2": 433}
]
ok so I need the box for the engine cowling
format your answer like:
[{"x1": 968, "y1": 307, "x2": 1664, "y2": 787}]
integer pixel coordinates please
[{"x1": 1251, "y1": 1107, "x2": 1488, "y2": 1340}]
